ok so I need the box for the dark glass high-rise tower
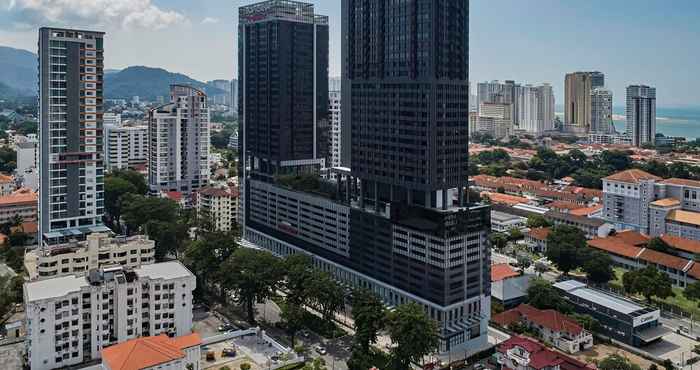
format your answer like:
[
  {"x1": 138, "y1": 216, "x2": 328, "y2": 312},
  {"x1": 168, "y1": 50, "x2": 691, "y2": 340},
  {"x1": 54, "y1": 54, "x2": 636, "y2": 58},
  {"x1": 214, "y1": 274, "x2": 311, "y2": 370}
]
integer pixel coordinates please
[
  {"x1": 239, "y1": 0, "x2": 329, "y2": 177},
  {"x1": 344, "y1": 0, "x2": 470, "y2": 210}
]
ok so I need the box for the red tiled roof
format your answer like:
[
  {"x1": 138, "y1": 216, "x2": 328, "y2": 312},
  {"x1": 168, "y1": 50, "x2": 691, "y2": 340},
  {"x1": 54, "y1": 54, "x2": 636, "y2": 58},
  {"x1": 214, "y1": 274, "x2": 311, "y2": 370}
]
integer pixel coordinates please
[
  {"x1": 491, "y1": 263, "x2": 521, "y2": 282},
  {"x1": 638, "y1": 249, "x2": 692, "y2": 271},
  {"x1": 481, "y1": 192, "x2": 529, "y2": 206},
  {"x1": 498, "y1": 336, "x2": 594, "y2": 370},
  {"x1": 0, "y1": 173, "x2": 13, "y2": 184},
  {"x1": 548, "y1": 201, "x2": 586, "y2": 211},
  {"x1": 603, "y1": 169, "x2": 661, "y2": 184},
  {"x1": 660, "y1": 235, "x2": 700, "y2": 255},
  {"x1": 660, "y1": 178, "x2": 700, "y2": 188},
  {"x1": 102, "y1": 335, "x2": 186, "y2": 370},
  {"x1": 614, "y1": 230, "x2": 650, "y2": 246},
  {"x1": 495, "y1": 304, "x2": 584, "y2": 336},
  {"x1": 528, "y1": 227, "x2": 551, "y2": 241},
  {"x1": 164, "y1": 191, "x2": 183, "y2": 201},
  {"x1": 11, "y1": 221, "x2": 37, "y2": 234},
  {"x1": 569, "y1": 204, "x2": 603, "y2": 217},
  {"x1": 170, "y1": 333, "x2": 202, "y2": 349},
  {"x1": 0, "y1": 188, "x2": 37, "y2": 206},
  {"x1": 588, "y1": 237, "x2": 644, "y2": 259},
  {"x1": 688, "y1": 263, "x2": 700, "y2": 280},
  {"x1": 492, "y1": 309, "x2": 522, "y2": 327}
]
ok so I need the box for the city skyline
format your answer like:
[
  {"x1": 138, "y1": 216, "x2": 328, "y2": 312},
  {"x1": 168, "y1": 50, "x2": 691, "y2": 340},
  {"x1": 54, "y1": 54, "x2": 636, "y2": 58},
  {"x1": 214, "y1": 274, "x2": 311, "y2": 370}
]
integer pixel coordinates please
[{"x1": 1, "y1": 0, "x2": 699, "y2": 107}]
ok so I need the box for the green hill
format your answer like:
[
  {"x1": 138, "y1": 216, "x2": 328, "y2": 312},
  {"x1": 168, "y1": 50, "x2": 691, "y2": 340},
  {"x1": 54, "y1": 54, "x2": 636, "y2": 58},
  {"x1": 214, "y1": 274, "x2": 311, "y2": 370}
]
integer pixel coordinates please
[{"x1": 104, "y1": 66, "x2": 226, "y2": 100}]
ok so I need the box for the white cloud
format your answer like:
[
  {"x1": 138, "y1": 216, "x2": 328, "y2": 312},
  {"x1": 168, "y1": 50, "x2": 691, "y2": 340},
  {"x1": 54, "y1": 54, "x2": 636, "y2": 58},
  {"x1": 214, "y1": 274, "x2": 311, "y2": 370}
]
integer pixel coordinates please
[
  {"x1": 201, "y1": 17, "x2": 219, "y2": 25},
  {"x1": 2, "y1": 0, "x2": 188, "y2": 30}
]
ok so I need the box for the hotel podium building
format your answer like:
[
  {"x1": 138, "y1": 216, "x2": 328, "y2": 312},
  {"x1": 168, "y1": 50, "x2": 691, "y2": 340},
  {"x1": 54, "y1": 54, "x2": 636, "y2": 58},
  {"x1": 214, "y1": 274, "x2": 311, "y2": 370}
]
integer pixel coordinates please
[{"x1": 240, "y1": 0, "x2": 491, "y2": 355}]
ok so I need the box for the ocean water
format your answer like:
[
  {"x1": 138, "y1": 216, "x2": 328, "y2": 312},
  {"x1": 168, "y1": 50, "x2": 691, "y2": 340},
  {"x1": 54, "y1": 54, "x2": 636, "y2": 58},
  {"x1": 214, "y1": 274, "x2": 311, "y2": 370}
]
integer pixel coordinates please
[
  {"x1": 611, "y1": 107, "x2": 700, "y2": 140},
  {"x1": 556, "y1": 107, "x2": 700, "y2": 140}
]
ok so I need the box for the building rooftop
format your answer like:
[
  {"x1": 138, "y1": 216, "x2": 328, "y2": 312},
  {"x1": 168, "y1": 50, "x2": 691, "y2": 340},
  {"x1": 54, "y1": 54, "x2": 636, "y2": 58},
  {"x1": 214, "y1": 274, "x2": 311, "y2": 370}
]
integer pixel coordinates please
[
  {"x1": 24, "y1": 274, "x2": 86, "y2": 302},
  {"x1": 498, "y1": 336, "x2": 594, "y2": 370},
  {"x1": 481, "y1": 192, "x2": 529, "y2": 206},
  {"x1": 667, "y1": 209, "x2": 700, "y2": 227},
  {"x1": 603, "y1": 169, "x2": 661, "y2": 184},
  {"x1": 661, "y1": 234, "x2": 700, "y2": 254},
  {"x1": 545, "y1": 210, "x2": 606, "y2": 228},
  {"x1": 569, "y1": 204, "x2": 603, "y2": 217},
  {"x1": 492, "y1": 304, "x2": 584, "y2": 336},
  {"x1": 101, "y1": 333, "x2": 201, "y2": 370},
  {"x1": 491, "y1": 263, "x2": 521, "y2": 282},
  {"x1": 0, "y1": 188, "x2": 36, "y2": 206},
  {"x1": 134, "y1": 261, "x2": 193, "y2": 281},
  {"x1": 554, "y1": 280, "x2": 651, "y2": 316},
  {"x1": 660, "y1": 178, "x2": 700, "y2": 188},
  {"x1": 650, "y1": 198, "x2": 682, "y2": 207},
  {"x1": 527, "y1": 227, "x2": 551, "y2": 241},
  {"x1": 491, "y1": 210, "x2": 525, "y2": 223}
]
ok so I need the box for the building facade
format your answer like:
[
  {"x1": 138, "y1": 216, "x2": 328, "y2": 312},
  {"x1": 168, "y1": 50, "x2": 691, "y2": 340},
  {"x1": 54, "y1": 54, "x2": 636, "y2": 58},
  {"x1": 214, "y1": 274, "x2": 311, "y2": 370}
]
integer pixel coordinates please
[
  {"x1": 0, "y1": 188, "x2": 38, "y2": 224},
  {"x1": 104, "y1": 124, "x2": 148, "y2": 171},
  {"x1": 24, "y1": 262, "x2": 196, "y2": 370},
  {"x1": 564, "y1": 71, "x2": 604, "y2": 133},
  {"x1": 554, "y1": 280, "x2": 666, "y2": 346},
  {"x1": 24, "y1": 233, "x2": 156, "y2": 280},
  {"x1": 102, "y1": 333, "x2": 202, "y2": 370},
  {"x1": 495, "y1": 336, "x2": 595, "y2": 370},
  {"x1": 626, "y1": 85, "x2": 656, "y2": 147},
  {"x1": 38, "y1": 28, "x2": 107, "y2": 245},
  {"x1": 148, "y1": 85, "x2": 210, "y2": 202},
  {"x1": 195, "y1": 186, "x2": 240, "y2": 232},
  {"x1": 329, "y1": 91, "x2": 342, "y2": 169},
  {"x1": 238, "y1": 0, "x2": 329, "y2": 177},
  {"x1": 590, "y1": 88, "x2": 614, "y2": 134},
  {"x1": 239, "y1": 0, "x2": 491, "y2": 356}
]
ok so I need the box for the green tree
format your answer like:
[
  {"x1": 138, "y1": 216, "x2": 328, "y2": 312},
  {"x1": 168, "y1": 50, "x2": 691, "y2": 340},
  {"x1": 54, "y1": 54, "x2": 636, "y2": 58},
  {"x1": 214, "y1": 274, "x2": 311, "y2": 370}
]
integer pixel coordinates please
[
  {"x1": 386, "y1": 302, "x2": 439, "y2": 370},
  {"x1": 240, "y1": 363, "x2": 251, "y2": 370},
  {"x1": 599, "y1": 150, "x2": 632, "y2": 172},
  {"x1": 516, "y1": 255, "x2": 532, "y2": 270},
  {"x1": 570, "y1": 313, "x2": 601, "y2": 332},
  {"x1": 526, "y1": 278, "x2": 571, "y2": 313},
  {"x1": 623, "y1": 266, "x2": 675, "y2": 303},
  {"x1": 280, "y1": 302, "x2": 306, "y2": 346},
  {"x1": 489, "y1": 233, "x2": 509, "y2": 251},
  {"x1": 110, "y1": 169, "x2": 148, "y2": 194},
  {"x1": 308, "y1": 272, "x2": 344, "y2": 325},
  {"x1": 104, "y1": 176, "x2": 137, "y2": 231},
  {"x1": 662, "y1": 359, "x2": 675, "y2": 370},
  {"x1": 283, "y1": 254, "x2": 315, "y2": 307},
  {"x1": 302, "y1": 358, "x2": 328, "y2": 370},
  {"x1": 0, "y1": 147, "x2": 16, "y2": 173},
  {"x1": 684, "y1": 280, "x2": 700, "y2": 305},
  {"x1": 351, "y1": 289, "x2": 386, "y2": 353},
  {"x1": 527, "y1": 215, "x2": 551, "y2": 228},
  {"x1": 583, "y1": 252, "x2": 614, "y2": 285},
  {"x1": 598, "y1": 354, "x2": 641, "y2": 370},
  {"x1": 508, "y1": 228, "x2": 524, "y2": 241},
  {"x1": 122, "y1": 195, "x2": 179, "y2": 233},
  {"x1": 184, "y1": 229, "x2": 239, "y2": 298},
  {"x1": 545, "y1": 225, "x2": 589, "y2": 275},
  {"x1": 221, "y1": 248, "x2": 284, "y2": 323},
  {"x1": 647, "y1": 237, "x2": 674, "y2": 255}
]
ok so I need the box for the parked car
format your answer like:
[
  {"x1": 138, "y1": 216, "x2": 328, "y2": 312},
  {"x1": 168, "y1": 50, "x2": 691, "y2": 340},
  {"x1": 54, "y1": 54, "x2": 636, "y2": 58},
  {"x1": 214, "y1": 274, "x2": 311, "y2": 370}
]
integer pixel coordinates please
[
  {"x1": 315, "y1": 346, "x2": 327, "y2": 355},
  {"x1": 206, "y1": 351, "x2": 216, "y2": 361},
  {"x1": 222, "y1": 348, "x2": 236, "y2": 357},
  {"x1": 218, "y1": 323, "x2": 234, "y2": 332}
]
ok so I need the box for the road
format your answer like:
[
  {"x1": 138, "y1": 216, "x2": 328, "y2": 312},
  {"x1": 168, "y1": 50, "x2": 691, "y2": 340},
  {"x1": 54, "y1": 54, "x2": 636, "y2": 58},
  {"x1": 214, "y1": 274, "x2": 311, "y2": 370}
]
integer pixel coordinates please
[{"x1": 492, "y1": 252, "x2": 559, "y2": 282}]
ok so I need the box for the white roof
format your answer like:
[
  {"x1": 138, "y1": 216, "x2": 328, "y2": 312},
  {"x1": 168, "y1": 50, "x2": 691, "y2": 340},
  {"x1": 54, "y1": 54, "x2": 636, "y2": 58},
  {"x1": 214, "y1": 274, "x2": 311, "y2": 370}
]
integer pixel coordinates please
[
  {"x1": 25, "y1": 275, "x2": 87, "y2": 302},
  {"x1": 134, "y1": 261, "x2": 194, "y2": 280},
  {"x1": 554, "y1": 280, "x2": 644, "y2": 315}
]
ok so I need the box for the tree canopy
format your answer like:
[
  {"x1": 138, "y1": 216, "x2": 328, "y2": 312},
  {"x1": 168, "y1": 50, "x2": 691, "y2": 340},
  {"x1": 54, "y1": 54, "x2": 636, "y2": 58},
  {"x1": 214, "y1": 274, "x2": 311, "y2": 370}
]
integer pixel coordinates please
[
  {"x1": 598, "y1": 354, "x2": 641, "y2": 370},
  {"x1": 386, "y1": 302, "x2": 439, "y2": 370},
  {"x1": 582, "y1": 252, "x2": 615, "y2": 285},
  {"x1": 623, "y1": 266, "x2": 675, "y2": 303},
  {"x1": 545, "y1": 225, "x2": 589, "y2": 275}
]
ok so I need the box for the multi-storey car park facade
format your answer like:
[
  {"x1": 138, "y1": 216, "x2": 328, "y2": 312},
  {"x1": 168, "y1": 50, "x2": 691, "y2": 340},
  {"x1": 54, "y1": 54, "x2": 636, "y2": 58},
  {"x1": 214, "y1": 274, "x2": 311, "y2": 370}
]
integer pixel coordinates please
[
  {"x1": 25, "y1": 262, "x2": 196, "y2": 370},
  {"x1": 148, "y1": 85, "x2": 210, "y2": 202},
  {"x1": 38, "y1": 28, "x2": 110, "y2": 245},
  {"x1": 240, "y1": 0, "x2": 491, "y2": 355}
]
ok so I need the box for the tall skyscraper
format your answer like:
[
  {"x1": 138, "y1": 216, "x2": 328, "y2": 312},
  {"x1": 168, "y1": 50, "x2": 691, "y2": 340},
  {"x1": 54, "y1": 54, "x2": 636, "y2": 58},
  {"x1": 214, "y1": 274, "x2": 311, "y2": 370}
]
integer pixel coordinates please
[
  {"x1": 230, "y1": 78, "x2": 238, "y2": 114},
  {"x1": 148, "y1": 85, "x2": 210, "y2": 200},
  {"x1": 626, "y1": 85, "x2": 657, "y2": 147},
  {"x1": 564, "y1": 71, "x2": 604, "y2": 132},
  {"x1": 238, "y1": 0, "x2": 329, "y2": 178},
  {"x1": 538, "y1": 83, "x2": 556, "y2": 133},
  {"x1": 38, "y1": 28, "x2": 109, "y2": 245},
  {"x1": 328, "y1": 91, "x2": 342, "y2": 168},
  {"x1": 591, "y1": 88, "x2": 615, "y2": 134}
]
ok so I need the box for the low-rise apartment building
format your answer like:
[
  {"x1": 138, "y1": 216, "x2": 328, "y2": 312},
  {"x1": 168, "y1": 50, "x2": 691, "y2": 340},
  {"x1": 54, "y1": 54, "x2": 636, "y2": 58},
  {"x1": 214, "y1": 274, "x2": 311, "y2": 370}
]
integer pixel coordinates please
[
  {"x1": 491, "y1": 264, "x2": 530, "y2": 308},
  {"x1": 493, "y1": 304, "x2": 593, "y2": 354},
  {"x1": 545, "y1": 210, "x2": 612, "y2": 239},
  {"x1": 101, "y1": 333, "x2": 201, "y2": 370},
  {"x1": 24, "y1": 233, "x2": 156, "y2": 280},
  {"x1": 525, "y1": 227, "x2": 550, "y2": 253},
  {"x1": 195, "y1": 186, "x2": 240, "y2": 232},
  {"x1": 24, "y1": 261, "x2": 196, "y2": 370},
  {"x1": 0, "y1": 188, "x2": 37, "y2": 224},
  {"x1": 491, "y1": 210, "x2": 527, "y2": 233}
]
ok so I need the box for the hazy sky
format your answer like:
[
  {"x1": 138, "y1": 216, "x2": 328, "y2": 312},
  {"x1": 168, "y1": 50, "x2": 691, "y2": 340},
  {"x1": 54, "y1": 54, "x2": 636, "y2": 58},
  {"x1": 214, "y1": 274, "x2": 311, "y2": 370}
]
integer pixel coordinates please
[{"x1": 1, "y1": 0, "x2": 699, "y2": 107}]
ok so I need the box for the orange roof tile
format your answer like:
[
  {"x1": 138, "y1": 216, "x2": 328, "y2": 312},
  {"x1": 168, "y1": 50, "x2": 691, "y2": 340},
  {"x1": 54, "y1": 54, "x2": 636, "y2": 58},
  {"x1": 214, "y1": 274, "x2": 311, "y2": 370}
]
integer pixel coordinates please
[
  {"x1": 688, "y1": 263, "x2": 700, "y2": 280},
  {"x1": 569, "y1": 204, "x2": 603, "y2": 216},
  {"x1": 603, "y1": 169, "x2": 661, "y2": 184},
  {"x1": 660, "y1": 235, "x2": 700, "y2": 255},
  {"x1": 482, "y1": 192, "x2": 529, "y2": 206},
  {"x1": 588, "y1": 237, "x2": 644, "y2": 259},
  {"x1": 548, "y1": 201, "x2": 585, "y2": 211},
  {"x1": 101, "y1": 333, "x2": 201, "y2": 370},
  {"x1": 650, "y1": 198, "x2": 681, "y2": 207},
  {"x1": 528, "y1": 227, "x2": 551, "y2": 241},
  {"x1": 638, "y1": 249, "x2": 692, "y2": 271},
  {"x1": 614, "y1": 230, "x2": 650, "y2": 246},
  {"x1": 11, "y1": 221, "x2": 37, "y2": 234},
  {"x1": 493, "y1": 304, "x2": 584, "y2": 336},
  {"x1": 170, "y1": 333, "x2": 201, "y2": 349},
  {"x1": 660, "y1": 178, "x2": 700, "y2": 188},
  {"x1": 0, "y1": 173, "x2": 13, "y2": 184},
  {"x1": 491, "y1": 263, "x2": 521, "y2": 281},
  {"x1": 0, "y1": 188, "x2": 37, "y2": 206},
  {"x1": 667, "y1": 210, "x2": 700, "y2": 227}
]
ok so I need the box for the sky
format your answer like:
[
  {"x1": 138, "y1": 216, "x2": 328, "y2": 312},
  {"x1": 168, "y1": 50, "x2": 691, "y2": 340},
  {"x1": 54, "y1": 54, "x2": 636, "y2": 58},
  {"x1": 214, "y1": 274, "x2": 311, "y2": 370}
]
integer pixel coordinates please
[{"x1": 0, "y1": 0, "x2": 699, "y2": 108}]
